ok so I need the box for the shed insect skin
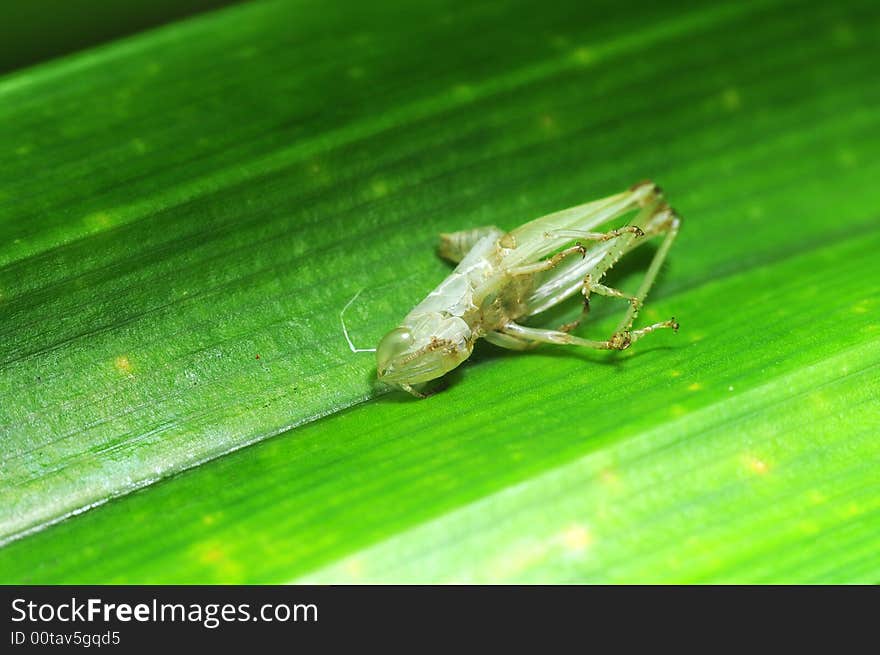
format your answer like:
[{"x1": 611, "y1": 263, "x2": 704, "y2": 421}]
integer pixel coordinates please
[{"x1": 360, "y1": 181, "x2": 681, "y2": 397}]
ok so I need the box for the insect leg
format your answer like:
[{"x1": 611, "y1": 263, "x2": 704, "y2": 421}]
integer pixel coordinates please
[
  {"x1": 438, "y1": 226, "x2": 504, "y2": 263},
  {"x1": 484, "y1": 330, "x2": 539, "y2": 350},
  {"x1": 508, "y1": 244, "x2": 586, "y2": 276},
  {"x1": 400, "y1": 383, "x2": 428, "y2": 398},
  {"x1": 517, "y1": 196, "x2": 664, "y2": 291},
  {"x1": 561, "y1": 264, "x2": 652, "y2": 335},
  {"x1": 579, "y1": 273, "x2": 641, "y2": 315},
  {"x1": 613, "y1": 208, "x2": 681, "y2": 334},
  {"x1": 526, "y1": 207, "x2": 680, "y2": 348},
  {"x1": 533, "y1": 261, "x2": 643, "y2": 336},
  {"x1": 500, "y1": 323, "x2": 610, "y2": 349},
  {"x1": 543, "y1": 225, "x2": 645, "y2": 242},
  {"x1": 556, "y1": 293, "x2": 591, "y2": 333},
  {"x1": 500, "y1": 319, "x2": 678, "y2": 351}
]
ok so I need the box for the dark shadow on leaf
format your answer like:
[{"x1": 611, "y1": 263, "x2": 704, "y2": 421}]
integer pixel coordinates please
[{"x1": 369, "y1": 366, "x2": 465, "y2": 403}]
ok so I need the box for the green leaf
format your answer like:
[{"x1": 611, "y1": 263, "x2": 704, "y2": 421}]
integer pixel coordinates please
[
  {"x1": 0, "y1": 0, "x2": 242, "y2": 75},
  {"x1": 1, "y1": 0, "x2": 878, "y2": 583}
]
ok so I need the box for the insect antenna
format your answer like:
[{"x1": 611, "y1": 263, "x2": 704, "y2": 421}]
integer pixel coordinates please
[{"x1": 340, "y1": 288, "x2": 377, "y2": 353}]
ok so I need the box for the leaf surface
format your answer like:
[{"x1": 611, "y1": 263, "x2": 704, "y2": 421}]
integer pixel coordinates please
[{"x1": 1, "y1": 0, "x2": 878, "y2": 582}]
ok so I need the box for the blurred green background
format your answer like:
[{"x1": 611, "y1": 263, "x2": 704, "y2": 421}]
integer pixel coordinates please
[
  {"x1": 0, "y1": 0, "x2": 245, "y2": 74},
  {"x1": 0, "y1": 0, "x2": 878, "y2": 583}
]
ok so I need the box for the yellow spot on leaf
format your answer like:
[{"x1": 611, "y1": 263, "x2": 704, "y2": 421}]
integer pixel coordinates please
[
  {"x1": 809, "y1": 392, "x2": 829, "y2": 412},
  {"x1": 539, "y1": 114, "x2": 558, "y2": 133},
  {"x1": 370, "y1": 179, "x2": 389, "y2": 198},
  {"x1": 721, "y1": 88, "x2": 741, "y2": 111},
  {"x1": 343, "y1": 557, "x2": 364, "y2": 578},
  {"x1": 570, "y1": 47, "x2": 594, "y2": 66},
  {"x1": 670, "y1": 370, "x2": 682, "y2": 378},
  {"x1": 489, "y1": 540, "x2": 550, "y2": 580},
  {"x1": 559, "y1": 524, "x2": 592, "y2": 553},
  {"x1": 836, "y1": 148, "x2": 857, "y2": 168},
  {"x1": 193, "y1": 541, "x2": 243, "y2": 580},
  {"x1": 687, "y1": 382, "x2": 702, "y2": 392},
  {"x1": 114, "y1": 356, "x2": 133, "y2": 374},
  {"x1": 453, "y1": 84, "x2": 474, "y2": 100},
  {"x1": 851, "y1": 298, "x2": 871, "y2": 314},
  {"x1": 15, "y1": 144, "x2": 33, "y2": 156},
  {"x1": 744, "y1": 455, "x2": 769, "y2": 475},
  {"x1": 199, "y1": 546, "x2": 224, "y2": 563},
  {"x1": 84, "y1": 211, "x2": 114, "y2": 230},
  {"x1": 201, "y1": 512, "x2": 222, "y2": 526}
]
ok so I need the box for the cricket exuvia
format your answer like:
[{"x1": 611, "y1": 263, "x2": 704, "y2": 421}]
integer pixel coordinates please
[{"x1": 342, "y1": 180, "x2": 681, "y2": 397}]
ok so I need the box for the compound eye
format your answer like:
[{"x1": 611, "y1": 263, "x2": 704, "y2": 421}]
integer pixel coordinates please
[{"x1": 376, "y1": 327, "x2": 414, "y2": 371}]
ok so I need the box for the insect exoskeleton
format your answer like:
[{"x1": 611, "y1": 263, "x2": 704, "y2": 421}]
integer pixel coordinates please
[
  {"x1": 346, "y1": 181, "x2": 681, "y2": 397},
  {"x1": 376, "y1": 315, "x2": 473, "y2": 386}
]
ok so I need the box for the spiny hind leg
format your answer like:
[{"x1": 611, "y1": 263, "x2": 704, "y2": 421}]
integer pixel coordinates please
[
  {"x1": 499, "y1": 319, "x2": 678, "y2": 352},
  {"x1": 578, "y1": 273, "x2": 642, "y2": 323},
  {"x1": 565, "y1": 207, "x2": 680, "y2": 341},
  {"x1": 507, "y1": 204, "x2": 670, "y2": 329},
  {"x1": 553, "y1": 274, "x2": 636, "y2": 335},
  {"x1": 438, "y1": 226, "x2": 504, "y2": 263},
  {"x1": 613, "y1": 207, "x2": 681, "y2": 334}
]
